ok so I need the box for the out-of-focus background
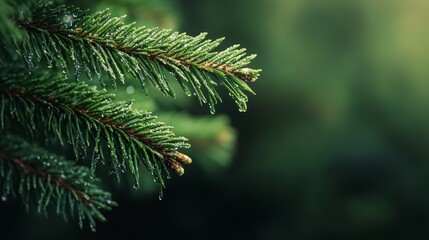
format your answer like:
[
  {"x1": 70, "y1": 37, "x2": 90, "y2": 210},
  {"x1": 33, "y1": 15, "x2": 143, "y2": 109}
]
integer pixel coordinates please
[{"x1": 3, "y1": 0, "x2": 429, "y2": 239}]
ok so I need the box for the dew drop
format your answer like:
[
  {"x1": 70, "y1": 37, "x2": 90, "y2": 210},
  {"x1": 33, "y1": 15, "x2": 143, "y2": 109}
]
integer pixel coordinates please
[
  {"x1": 126, "y1": 85, "x2": 135, "y2": 94},
  {"x1": 89, "y1": 223, "x2": 97, "y2": 232},
  {"x1": 62, "y1": 14, "x2": 74, "y2": 27}
]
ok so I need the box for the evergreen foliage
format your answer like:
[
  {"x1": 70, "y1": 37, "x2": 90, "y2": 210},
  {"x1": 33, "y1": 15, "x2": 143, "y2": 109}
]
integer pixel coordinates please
[
  {"x1": 0, "y1": 68, "x2": 190, "y2": 186},
  {"x1": 0, "y1": 0, "x2": 260, "y2": 230},
  {"x1": 0, "y1": 135, "x2": 116, "y2": 230},
  {"x1": 14, "y1": 2, "x2": 260, "y2": 112}
]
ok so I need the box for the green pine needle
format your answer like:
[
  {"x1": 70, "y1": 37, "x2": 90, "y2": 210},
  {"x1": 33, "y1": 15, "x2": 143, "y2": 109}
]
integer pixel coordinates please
[
  {"x1": 0, "y1": 134, "x2": 116, "y2": 230},
  {"x1": 0, "y1": 69, "x2": 191, "y2": 188},
  {"x1": 12, "y1": 2, "x2": 261, "y2": 113},
  {"x1": 0, "y1": 0, "x2": 261, "y2": 229}
]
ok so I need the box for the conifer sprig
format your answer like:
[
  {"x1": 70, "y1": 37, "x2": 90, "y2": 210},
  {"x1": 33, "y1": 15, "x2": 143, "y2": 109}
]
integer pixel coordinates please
[
  {"x1": 0, "y1": 0, "x2": 261, "y2": 229},
  {"x1": 0, "y1": 134, "x2": 116, "y2": 230},
  {"x1": 13, "y1": 2, "x2": 260, "y2": 112},
  {"x1": 0, "y1": 70, "x2": 191, "y2": 188}
]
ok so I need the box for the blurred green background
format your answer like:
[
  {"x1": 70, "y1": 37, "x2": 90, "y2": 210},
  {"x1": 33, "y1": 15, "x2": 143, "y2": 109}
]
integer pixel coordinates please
[{"x1": 4, "y1": 0, "x2": 429, "y2": 239}]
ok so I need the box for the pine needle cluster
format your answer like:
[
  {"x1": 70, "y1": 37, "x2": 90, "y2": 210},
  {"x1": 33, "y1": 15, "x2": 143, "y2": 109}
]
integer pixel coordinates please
[{"x1": 0, "y1": 0, "x2": 260, "y2": 230}]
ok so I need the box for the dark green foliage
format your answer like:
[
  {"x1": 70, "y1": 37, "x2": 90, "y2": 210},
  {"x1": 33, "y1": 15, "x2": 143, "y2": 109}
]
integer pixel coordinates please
[
  {"x1": 0, "y1": 0, "x2": 259, "y2": 230},
  {"x1": 0, "y1": 135, "x2": 116, "y2": 230},
  {"x1": 14, "y1": 2, "x2": 260, "y2": 113},
  {"x1": 0, "y1": 68, "x2": 190, "y2": 188}
]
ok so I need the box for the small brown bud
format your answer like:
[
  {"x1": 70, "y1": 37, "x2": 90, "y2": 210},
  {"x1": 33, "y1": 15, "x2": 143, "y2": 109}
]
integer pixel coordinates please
[
  {"x1": 235, "y1": 68, "x2": 256, "y2": 82},
  {"x1": 241, "y1": 68, "x2": 251, "y2": 73},
  {"x1": 174, "y1": 151, "x2": 192, "y2": 165},
  {"x1": 165, "y1": 159, "x2": 185, "y2": 176}
]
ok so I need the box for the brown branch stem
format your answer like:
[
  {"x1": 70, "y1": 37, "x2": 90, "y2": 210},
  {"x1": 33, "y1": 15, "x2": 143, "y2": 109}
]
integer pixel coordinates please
[
  {"x1": 17, "y1": 20, "x2": 253, "y2": 81},
  {"x1": 0, "y1": 149, "x2": 93, "y2": 207},
  {"x1": 0, "y1": 87, "x2": 186, "y2": 166}
]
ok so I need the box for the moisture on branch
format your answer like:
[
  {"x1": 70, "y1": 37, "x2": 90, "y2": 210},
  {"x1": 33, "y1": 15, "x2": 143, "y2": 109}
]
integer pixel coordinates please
[
  {"x1": 0, "y1": 69, "x2": 191, "y2": 189},
  {"x1": 0, "y1": 134, "x2": 116, "y2": 230},
  {"x1": 0, "y1": 0, "x2": 261, "y2": 230},
  {"x1": 12, "y1": 2, "x2": 261, "y2": 113}
]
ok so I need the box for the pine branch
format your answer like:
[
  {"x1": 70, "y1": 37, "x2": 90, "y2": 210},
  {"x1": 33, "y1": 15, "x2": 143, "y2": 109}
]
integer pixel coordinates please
[
  {"x1": 0, "y1": 69, "x2": 191, "y2": 189},
  {"x1": 0, "y1": 134, "x2": 116, "y2": 230},
  {"x1": 12, "y1": 2, "x2": 261, "y2": 113}
]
